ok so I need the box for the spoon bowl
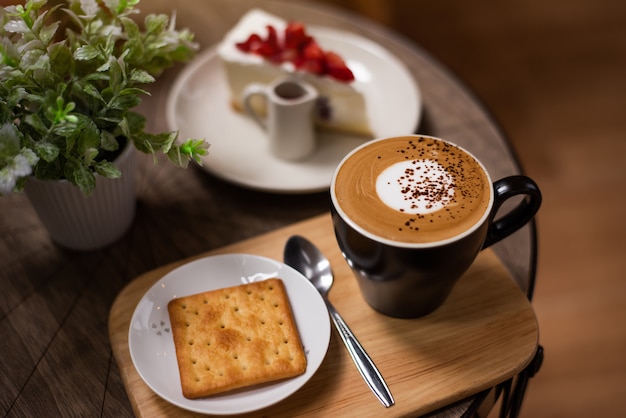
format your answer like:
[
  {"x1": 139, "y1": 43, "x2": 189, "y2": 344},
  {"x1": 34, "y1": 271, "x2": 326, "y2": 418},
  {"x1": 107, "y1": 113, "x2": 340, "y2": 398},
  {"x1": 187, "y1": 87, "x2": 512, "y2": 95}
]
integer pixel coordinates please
[
  {"x1": 284, "y1": 235, "x2": 333, "y2": 298},
  {"x1": 284, "y1": 235, "x2": 395, "y2": 408}
]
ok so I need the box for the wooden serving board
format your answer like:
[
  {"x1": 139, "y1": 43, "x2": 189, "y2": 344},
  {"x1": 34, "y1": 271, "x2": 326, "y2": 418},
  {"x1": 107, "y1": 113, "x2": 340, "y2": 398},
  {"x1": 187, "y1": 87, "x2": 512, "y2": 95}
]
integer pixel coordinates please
[{"x1": 109, "y1": 213, "x2": 538, "y2": 417}]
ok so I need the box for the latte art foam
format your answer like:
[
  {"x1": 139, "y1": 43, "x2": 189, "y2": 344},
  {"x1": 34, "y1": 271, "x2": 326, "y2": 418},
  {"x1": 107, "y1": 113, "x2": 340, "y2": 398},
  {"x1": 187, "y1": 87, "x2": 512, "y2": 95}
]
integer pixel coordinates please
[
  {"x1": 376, "y1": 159, "x2": 455, "y2": 214},
  {"x1": 333, "y1": 136, "x2": 492, "y2": 244}
]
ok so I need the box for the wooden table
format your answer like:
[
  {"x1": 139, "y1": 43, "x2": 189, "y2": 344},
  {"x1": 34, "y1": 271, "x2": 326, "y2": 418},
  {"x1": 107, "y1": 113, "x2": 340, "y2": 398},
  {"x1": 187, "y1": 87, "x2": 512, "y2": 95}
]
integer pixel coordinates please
[
  {"x1": 0, "y1": 1, "x2": 537, "y2": 417},
  {"x1": 109, "y1": 214, "x2": 537, "y2": 417}
]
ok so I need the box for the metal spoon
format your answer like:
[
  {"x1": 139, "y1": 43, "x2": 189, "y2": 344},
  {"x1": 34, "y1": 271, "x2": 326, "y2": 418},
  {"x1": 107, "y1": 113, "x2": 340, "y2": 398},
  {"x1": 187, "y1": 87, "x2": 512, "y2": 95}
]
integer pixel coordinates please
[{"x1": 284, "y1": 235, "x2": 395, "y2": 408}]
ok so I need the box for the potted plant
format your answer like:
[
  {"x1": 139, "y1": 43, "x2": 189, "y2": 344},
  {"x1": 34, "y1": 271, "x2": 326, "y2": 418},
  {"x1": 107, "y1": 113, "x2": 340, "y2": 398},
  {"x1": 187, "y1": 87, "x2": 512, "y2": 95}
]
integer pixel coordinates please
[{"x1": 0, "y1": 0, "x2": 208, "y2": 250}]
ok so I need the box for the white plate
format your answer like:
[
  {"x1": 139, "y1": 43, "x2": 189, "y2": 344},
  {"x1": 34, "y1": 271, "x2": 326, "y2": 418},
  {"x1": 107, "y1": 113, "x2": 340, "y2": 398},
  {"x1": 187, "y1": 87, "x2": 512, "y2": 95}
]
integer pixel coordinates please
[
  {"x1": 166, "y1": 27, "x2": 421, "y2": 193},
  {"x1": 128, "y1": 254, "x2": 331, "y2": 415}
]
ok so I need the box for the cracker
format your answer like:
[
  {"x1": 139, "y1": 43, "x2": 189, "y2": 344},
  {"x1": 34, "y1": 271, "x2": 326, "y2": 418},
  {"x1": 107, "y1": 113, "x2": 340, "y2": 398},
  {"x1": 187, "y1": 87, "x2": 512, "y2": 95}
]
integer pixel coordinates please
[{"x1": 167, "y1": 278, "x2": 307, "y2": 399}]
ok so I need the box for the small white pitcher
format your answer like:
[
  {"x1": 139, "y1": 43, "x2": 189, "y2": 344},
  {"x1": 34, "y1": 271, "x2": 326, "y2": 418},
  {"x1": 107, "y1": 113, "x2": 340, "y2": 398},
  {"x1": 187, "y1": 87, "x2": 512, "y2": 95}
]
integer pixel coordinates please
[{"x1": 242, "y1": 77, "x2": 318, "y2": 161}]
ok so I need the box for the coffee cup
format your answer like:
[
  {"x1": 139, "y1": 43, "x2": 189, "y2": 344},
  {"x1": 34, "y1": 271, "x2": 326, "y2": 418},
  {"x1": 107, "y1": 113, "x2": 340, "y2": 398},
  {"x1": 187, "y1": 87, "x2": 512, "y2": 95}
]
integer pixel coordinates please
[
  {"x1": 242, "y1": 76, "x2": 318, "y2": 161},
  {"x1": 330, "y1": 135, "x2": 542, "y2": 318}
]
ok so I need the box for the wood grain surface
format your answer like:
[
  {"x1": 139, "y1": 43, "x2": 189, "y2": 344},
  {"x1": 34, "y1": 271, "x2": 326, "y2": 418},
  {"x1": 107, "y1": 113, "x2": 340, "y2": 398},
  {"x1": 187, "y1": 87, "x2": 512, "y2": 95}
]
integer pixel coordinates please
[
  {"x1": 0, "y1": 1, "x2": 536, "y2": 417},
  {"x1": 109, "y1": 214, "x2": 538, "y2": 417}
]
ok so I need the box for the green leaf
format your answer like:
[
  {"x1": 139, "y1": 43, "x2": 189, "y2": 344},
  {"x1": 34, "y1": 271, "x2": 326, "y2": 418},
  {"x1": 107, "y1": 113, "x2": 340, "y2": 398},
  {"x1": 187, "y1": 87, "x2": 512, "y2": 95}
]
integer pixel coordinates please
[
  {"x1": 82, "y1": 83, "x2": 105, "y2": 102},
  {"x1": 167, "y1": 146, "x2": 188, "y2": 169},
  {"x1": 124, "y1": 111, "x2": 145, "y2": 134},
  {"x1": 84, "y1": 72, "x2": 109, "y2": 82},
  {"x1": 138, "y1": 131, "x2": 176, "y2": 153},
  {"x1": 68, "y1": 161, "x2": 96, "y2": 195},
  {"x1": 0, "y1": 39, "x2": 21, "y2": 68},
  {"x1": 85, "y1": 147, "x2": 99, "y2": 163},
  {"x1": 119, "y1": 87, "x2": 149, "y2": 96},
  {"x1": 129, "y1": 69, "x2": 154, "y2": 84},
  {"x1": 22, "y1": 147, "x2": 40, "y2": 166},
  {"x1": 21, "y1": 48, "x2": 46, "y2": 69},
  {"x1": 108, "y1": 94, "x2": 141, "y2": 111},
  {"x1": 120, "y1": 16, "x2": 139, "y2": 38},
  {"x1": 144, "y1": 14, "x2": 168, "y2": 34},
  {"x1": 49, "y1": 43, "x2": 74, "y2": 78},
  {"x1": 100, "y1": 86, "x2": 115, "y2": 102},
  {"x1": 162, "y1": 132, "x2": 178, "y2": 154},
  {"x1": 34, "y1": 141, "x2": 60, "y2": 162},
  {"x1": 38, "y1": 21, "x2": 59, "y2": 45},
  {"x1": 108, "y1": 57, "x2": 123, "y2": 91},
  {"x1": 131, "y1": 131, "x2": 155, "y2": 156},
  {"x1": 94, "y1": 160, "x2": 121, "y2": 178},
  {"x1": 74, "y1": 45, "x2": 100, "y2": 61},
  {"x1": 79, "y1": 0, "x2": 100, "y2": 17},
  {"x1": 123, "y1": 38, "x2": 145, "y2": 66},
  {"x1": 0, "y1": 123, "x2": 20, "y2": 156},
  {"x1": 4, "y1": 20, "x2": 30, "y2": 34},
  {"x1": 100, "y1": 130, "x2": 119, "y2": 152},
  {"x1": 60, "y1": 7, "x2": 83, "y2": 33},
  {"x1": 76, "y1": 121, "x2": 100, "y2": 156},
  {"x1": 96, "y1": 60, "x2": 111, "y2": 73},
  {"x1": 7, "y1": 87, "x2": 27, "y2": 108},
  {"x1": 51, "y1": 120, "x2": 79, "y2": 137},
  {"x1": 96, "y1": 115, "x2": 123, "y2": 125},
  {"x1": 24, "y1": 114, "x2": 47, "y2": 135},
  {"x1": 65, "y1": 114, "x2": 92, "y2": 152}
]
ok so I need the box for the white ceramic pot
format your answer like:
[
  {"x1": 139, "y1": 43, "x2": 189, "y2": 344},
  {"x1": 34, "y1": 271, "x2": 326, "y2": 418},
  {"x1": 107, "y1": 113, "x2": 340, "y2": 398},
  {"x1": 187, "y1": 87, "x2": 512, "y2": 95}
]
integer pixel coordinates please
[{"x1": 25, "y1": 141, "x2": 137, "y2": 251}]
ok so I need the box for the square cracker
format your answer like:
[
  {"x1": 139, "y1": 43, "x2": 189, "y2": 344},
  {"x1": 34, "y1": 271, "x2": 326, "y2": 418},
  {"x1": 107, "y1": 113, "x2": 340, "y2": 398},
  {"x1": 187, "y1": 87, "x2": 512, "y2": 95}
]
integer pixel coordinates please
[{"x1": 167, "y1": 278, "x2": 307, "y2": 399}]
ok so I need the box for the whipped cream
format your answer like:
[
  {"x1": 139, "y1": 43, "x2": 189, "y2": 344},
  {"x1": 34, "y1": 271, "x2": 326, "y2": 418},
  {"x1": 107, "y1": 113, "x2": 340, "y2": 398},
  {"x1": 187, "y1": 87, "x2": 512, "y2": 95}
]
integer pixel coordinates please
[{"x1": 218, "y1": 9, "x2": 287, "y2": 66}]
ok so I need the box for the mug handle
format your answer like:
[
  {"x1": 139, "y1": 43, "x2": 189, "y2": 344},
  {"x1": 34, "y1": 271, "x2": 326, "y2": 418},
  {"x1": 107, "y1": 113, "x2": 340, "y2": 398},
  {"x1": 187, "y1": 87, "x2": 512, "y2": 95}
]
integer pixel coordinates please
[
  {"x1": 241, "y1": 83, "x2": 268, "y2": 130},
  {"x1": 483, "y1": 175, "x2": 542, "y2": 248}
]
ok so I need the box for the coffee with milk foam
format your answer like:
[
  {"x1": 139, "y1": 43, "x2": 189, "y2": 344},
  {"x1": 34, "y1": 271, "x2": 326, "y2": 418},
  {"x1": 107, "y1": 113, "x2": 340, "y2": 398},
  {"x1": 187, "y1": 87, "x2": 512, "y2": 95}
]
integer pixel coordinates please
[{"x1": 333, "y1": 136, "x2": 492, "y2": 244}]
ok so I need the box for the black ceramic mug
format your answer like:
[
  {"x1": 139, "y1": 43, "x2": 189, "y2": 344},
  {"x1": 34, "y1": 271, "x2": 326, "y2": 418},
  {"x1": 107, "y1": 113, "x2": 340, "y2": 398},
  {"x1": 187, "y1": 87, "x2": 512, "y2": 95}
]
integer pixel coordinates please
[{"x1": 330, "y1": 135, "x2": 541, "y2": 318}]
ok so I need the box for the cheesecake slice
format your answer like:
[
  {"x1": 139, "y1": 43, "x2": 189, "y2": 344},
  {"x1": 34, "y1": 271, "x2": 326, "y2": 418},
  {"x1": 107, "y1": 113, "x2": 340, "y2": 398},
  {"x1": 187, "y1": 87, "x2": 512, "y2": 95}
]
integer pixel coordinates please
[{"x1": 218, "y1": 9, "x2": 372, "y2": 137}]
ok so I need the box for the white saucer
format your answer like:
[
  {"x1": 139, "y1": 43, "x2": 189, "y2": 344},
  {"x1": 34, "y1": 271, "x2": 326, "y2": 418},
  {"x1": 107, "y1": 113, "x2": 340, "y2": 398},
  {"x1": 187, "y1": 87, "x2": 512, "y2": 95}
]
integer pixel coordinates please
[
  {"x1": 128, "y1": 254, "x2": 331, "y2": 415},
  {"x1": 166, "y1": 26, "x2": 421, "y2": 193}
]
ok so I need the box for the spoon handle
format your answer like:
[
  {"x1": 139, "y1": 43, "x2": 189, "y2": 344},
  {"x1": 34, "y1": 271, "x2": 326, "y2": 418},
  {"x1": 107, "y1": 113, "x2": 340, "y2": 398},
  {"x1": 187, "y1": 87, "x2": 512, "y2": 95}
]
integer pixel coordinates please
[{"x1": 325, "y1": 300, "x2": 395, "y2": 408}]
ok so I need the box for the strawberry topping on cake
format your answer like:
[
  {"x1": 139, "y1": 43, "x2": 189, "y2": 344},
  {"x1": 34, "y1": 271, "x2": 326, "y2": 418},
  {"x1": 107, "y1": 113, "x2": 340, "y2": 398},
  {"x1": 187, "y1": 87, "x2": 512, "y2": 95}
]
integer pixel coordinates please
[{"x1": 235, "y1": 22, "x2": 355, "y2": 82}]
